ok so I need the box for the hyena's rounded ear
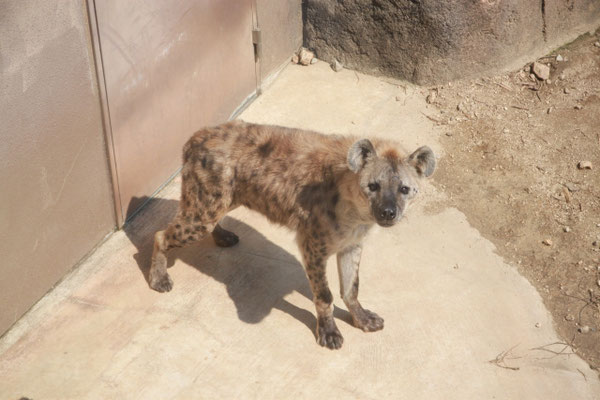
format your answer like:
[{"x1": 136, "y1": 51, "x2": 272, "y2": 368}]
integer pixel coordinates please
[
  {"x1": 347, "y1": 139, "x2": 376, "y2": 173},
  {"x1": 408, "y1": 146, "x2": 436, "y2": 177}
]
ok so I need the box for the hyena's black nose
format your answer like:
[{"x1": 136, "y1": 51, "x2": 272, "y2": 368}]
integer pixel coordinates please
[{"x1": 380, "y1": 207, "x2": 397, "y2": 220}]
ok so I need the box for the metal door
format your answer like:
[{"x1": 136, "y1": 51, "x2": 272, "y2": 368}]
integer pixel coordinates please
[{"x1": 91, "y1": 0, "x2": 257, "y2": 224}]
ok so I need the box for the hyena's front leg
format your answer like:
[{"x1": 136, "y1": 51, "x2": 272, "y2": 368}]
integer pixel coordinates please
[
  {"x1": 299, "y1": 236, "x2": 343, "y2": 349},
  {"x1": 337, "y1": 244, "x2": 384, "y2": 332}
]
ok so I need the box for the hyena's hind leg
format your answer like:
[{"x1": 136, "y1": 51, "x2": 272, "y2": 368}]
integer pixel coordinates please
[
  {"x1": 149, "y1": 213, "x2": 215, "y2": 292},
  {"x1": 149, "y1": 173, "x2": 220, "y2": 292},
  {"x1": 149, "y1": 170, "x2": 234, "y2": 292},
  {"x1": 149, "y1": 143, "x2": 235, "y2": 292},
  {"x1": 211, "y1": 223, "x2": 239, "y2": 247}
]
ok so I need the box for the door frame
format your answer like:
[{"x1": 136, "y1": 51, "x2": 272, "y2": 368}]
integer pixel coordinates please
[{"x1": 86, "y1": 0, "x2": 123, "y2": 226}]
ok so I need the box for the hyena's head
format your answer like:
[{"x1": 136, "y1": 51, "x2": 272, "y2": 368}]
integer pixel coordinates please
[{"x1": 347, "y1": 139, "x2": 436, "y2": 227}]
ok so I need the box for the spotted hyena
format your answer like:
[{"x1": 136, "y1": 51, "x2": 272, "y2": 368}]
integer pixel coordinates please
[{"x1": 149, "y1": 120, "x2": 435, "y2": 349}]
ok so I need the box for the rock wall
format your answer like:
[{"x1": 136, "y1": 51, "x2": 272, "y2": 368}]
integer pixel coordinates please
[{"x1": 304, "y1": 0, "x2": 600, "y2": 84}]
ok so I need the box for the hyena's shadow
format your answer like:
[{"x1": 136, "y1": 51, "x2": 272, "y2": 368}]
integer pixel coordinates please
[{"x1": 125, "y1": 197, "x2": 352, "y2": 337}]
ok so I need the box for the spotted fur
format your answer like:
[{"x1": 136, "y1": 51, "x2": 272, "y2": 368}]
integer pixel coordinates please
[{"x1": 149, "y1": 120, "x2": 436, "y2": 349}]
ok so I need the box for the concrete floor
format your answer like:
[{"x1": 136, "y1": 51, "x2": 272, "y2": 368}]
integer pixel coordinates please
[{"x1": 1, "y1": 63, "x2": 598, "y2": 399}]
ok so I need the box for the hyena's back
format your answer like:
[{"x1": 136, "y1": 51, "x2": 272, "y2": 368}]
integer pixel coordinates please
[{"x1": 180, "y1": 120, "x2": 354, "y2": 229}]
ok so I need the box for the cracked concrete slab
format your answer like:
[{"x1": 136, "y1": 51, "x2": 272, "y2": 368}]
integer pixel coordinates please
[{"x1": 1, "y1": 62, "x2": 598, "y2": 399}]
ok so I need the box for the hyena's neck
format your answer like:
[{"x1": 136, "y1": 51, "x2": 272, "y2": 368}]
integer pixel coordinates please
[{"x1": 336, "y1": 170, "x2": 374, "y2": 227}]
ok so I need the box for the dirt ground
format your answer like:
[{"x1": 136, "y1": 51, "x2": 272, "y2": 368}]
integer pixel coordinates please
[{"x1": 424, "y1": 31, "x2": 600, "y2": 371}]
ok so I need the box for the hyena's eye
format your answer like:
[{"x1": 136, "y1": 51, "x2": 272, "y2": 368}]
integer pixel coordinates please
[
  {"x1": 368, "y1": 182, "x2": 380, "y2": 192},
  {"x1": 399, "y1": 185, "x2": 410, "y2": 195}
]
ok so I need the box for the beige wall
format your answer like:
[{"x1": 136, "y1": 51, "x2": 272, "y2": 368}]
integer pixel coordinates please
[
  {"x1": 0, "y1": 1, "x2": 115, "y2": 334},
  {"x1": 0, "y1": 0, "x2": 303, "y2": 336},
  {"x1": 257, "y1": 0, "x2": 303, "y2": 80}
]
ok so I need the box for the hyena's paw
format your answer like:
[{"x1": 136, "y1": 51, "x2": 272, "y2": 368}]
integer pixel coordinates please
[
  {"x1": 317, "y1": 319, "x2": 344, "y2": 350},
  {"x1": 212, "y1": 228, "x2": 240, "y2": 248},
  {"x1": 353, "y1": 309, "x2": 384, "y2": 332},
  {"x1": 149, "y1": 273, "x2": 173, "y2": 293}
]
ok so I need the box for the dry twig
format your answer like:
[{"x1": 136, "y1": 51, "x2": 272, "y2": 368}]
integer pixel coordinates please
[
  {"x1": 510, "y1": 105, "x2": 529, "y2": 111},
  {"x1": 420, "y1": 111, "x2": 445, "y2": 125},
  {"x1": 530, "y1": 334, "x2": 577, "y2": 360},
  {"x1": 496, "y1": 82, "x2": 513, "y2": 91},
  {"x1": 473, "y1": 97, "x2": 492, "y2": 107},
  {"x1": 561, "y1": 291, "x2": 600, "y2": 325},
  {"x1": 489, "y1": 344, "x2": 521, "y2": 370}
]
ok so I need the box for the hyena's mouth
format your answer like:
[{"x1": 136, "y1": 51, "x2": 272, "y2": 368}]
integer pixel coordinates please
[{"x1": 376, "y1": 219, "x2": 398, "y2": 227}]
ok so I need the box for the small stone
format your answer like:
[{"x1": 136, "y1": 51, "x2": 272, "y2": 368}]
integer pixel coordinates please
[
  {"x1": 578, "y1": 161, "x2": 592, "y2": 170},
  {"x1": 542, "y1": 239, "x2": 553, "y2": 246},
  {"x1": 547, "y1": 107, "x2": 553, "y2": 114},
  {"x1": 596, "y1": 223, "x2": 600, "y2": 227},
  {"x1": 564, "y1": 87, "x2": 570, "y2": 94},
  {"x1": 532, "y1": 62, "x2": 550, "y2": 80},
  {"x1": 426, "y1": 91, "x2": 437, "y2": 104},
  {"x1": 565, "y1": 182, "x2": 579, "y2": 192},
  {"x1": 565, "y1": 314, "x2": 575, "y2": 321},
  {"x1": 535, "y1": 322, "x2": 541, "y2": 328},
  {"x1": 331, "y1": 59, "x2": 343, "y2": 72},
  {"x1": 547, "y1": 79, "x2": 552, "y2": 84},
  {"x1": 579, "y1": 325, "x2": 591, "y2": 333},
  {"x1": 310, "y1": 57, "x2": 318, "y2": 64},
  {"x1": 594, "y1": 41, "x2": 600, "y2": 48},
  {"x1": 298, "y1": 47, "x2": 314, "y2": 66},
  {"x1": 291, "y1": 53, "x2": 299, "y2": 64},
  {"x1": 395, "y1": 95, "x2": 402, "y2": 101},
  {"x1": 593, "y1": 241, "x2": 599, "y2": 247},
  {"x1": 574, "y1": 104, "x2": 583, "y2": 110},
  {"x1": 503, "y1": 128, "x2": 510, "y2": 134},
  {"x1": 563, "y1": 226, "x2": 571, "y2": 233},
  {"x1": 556, "y1": 54, "x2": 564, "y2": 62},
  {"x1": 559, "y1": 72, "x2": 566, "y2": 80},
  {"x1": 445, "y1": 132, "x2": 453, "y2": 137}
]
